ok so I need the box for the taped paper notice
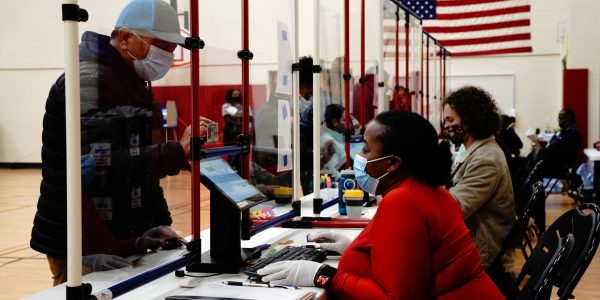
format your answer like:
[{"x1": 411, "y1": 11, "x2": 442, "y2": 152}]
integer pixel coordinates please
[
  {"x1": 275, "y1": 21, "x2": 293, "y2": 95},
  {"x1": 277, "y1": 100, "x2": 292, "y2": 172}
]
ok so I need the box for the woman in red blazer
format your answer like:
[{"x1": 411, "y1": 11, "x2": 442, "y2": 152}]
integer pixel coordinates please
[{"x1": 258, "y1": 111, "x2": 504, "y2": 299}]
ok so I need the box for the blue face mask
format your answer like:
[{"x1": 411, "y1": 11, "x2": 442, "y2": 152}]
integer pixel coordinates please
[{"x1": 353, "y1": 153, "x2": 395, "y2": 195}]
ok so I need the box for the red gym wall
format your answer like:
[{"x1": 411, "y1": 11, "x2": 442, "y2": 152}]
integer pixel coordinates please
[
  {"x1": 563, "y1": 68, "x2": 588, "y2": 165},
  {"x1": 152, "y1": 84, "x2": 267, "y2": 146}
]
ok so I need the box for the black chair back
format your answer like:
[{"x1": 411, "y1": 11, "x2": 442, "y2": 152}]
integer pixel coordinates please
[
  {"x1": 512, "y1": 233, "x2": 574, "y2": 300},
  {"x1": 487, "y1": 181, "x2": 544, "y2": 296},
  {"x1": 515, "y1": 160, "x2": 544, "y2": 209},
  {"x1": 547, "y1": 203, "x2": 600, "y2": 300}
]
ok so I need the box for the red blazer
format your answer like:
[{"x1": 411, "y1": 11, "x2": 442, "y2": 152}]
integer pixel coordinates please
[{"x1": 329, "y1": 177, "x2": 505, "y2": 300}]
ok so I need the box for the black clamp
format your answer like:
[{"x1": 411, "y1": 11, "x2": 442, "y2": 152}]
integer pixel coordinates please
[
  {"x1": 292, "y1": 200, "x2": 301, "y2": 217},
  {"x1": 238, "y1": 134, "x2": 251, "y2": 155},
  {"x1": 426, "y1": 93, "x2": 430, "y2": 98},
  {"x1": 292, "y1": 63, "x2": 300, "y2": 72},
  {"x1": 394, "y1": 85, "x2": 402, "y2": 91},
  {"x1": 343, "y1": 73, "x2": 352, "y2": 81},
  {"x1": 62, "y1": 4, "x2": 88, "y2": 22},
  {"x1": 419, "y1": 91, "x2": 423, "y2": 97},
  {"x1": 378, "y1": 82, "x2": 385, "y2": 87},
  {"x1": 190, "y1": 137, "x2": 206, "y2": 161},
  {"x1": 237, "y1": 49, "x2": 254, "y2": 60},
  {"x1": 359, "y1": 77, "x2": 367, "y2": 84},
  {"x1": 185, "y1": 37, "x2": 205, "y2": 49},
  {"x1": 66, "y1": 283, "x2": 93, "y2": 300},
  {"x1": 312, "y1": 65, "x2": 322, "y2": 73},
  {"x1": 313, "y1": 197, "x2": 323, "y2": 215},
  {"x1": 344, "y1": 128, "x2": 353, "y2": 143}
]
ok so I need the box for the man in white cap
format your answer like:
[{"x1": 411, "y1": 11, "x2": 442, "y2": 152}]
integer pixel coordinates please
[{"x1": 31, "y1": 0, "x2": 199, "y2": 285}]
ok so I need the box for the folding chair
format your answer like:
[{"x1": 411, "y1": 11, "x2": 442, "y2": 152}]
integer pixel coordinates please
[
  {"x1": 487, "y1": 181, "x2": 544, "y2": 296},
  {"x1": 543, "y1": 203, "x2": 600, "y2": 300},
  {"x1": 511, "y1": 233, "x2": 574, "y2": 300}
]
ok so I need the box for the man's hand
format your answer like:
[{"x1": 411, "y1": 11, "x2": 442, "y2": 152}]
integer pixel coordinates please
[
  {"x1": 82, "y1": 254, "x2": 131, "y2": 272},
  {"x1": 180, "y1": 117, "x2": 214, "y2": 159},
  {"x1": 135, "y1": 226, "x2": 180, "y2": 253}
]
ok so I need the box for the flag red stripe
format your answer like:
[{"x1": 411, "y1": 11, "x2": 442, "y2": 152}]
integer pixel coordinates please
[
  {"x1": 436, "y1": 5, "x2": 530, "y2": 20},
  {"x1": 438, "y1": 33, "x2": 530, "y2": 46},
  {"x1": 449, "y1": 46, "x2": 532, "y2": 56},
  {"x1": 437, "y1": 0, "x2": 509, "y2": 7},
  {"x1": 423, "y1": 19, "x2": 530, "y2": 33}
]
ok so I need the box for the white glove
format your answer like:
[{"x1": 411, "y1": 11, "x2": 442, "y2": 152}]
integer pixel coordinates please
[
  {"x1": 256, "y1": 260, "x2": 322, "y2": 287},
  {"x1": 307, "y1": 231, "x2": 352, "y2": 254},
  {"x1": 82, "y1": 254, "x2": 131, "y2": 272}
]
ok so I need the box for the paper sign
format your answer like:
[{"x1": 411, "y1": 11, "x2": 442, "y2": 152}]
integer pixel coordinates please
[
  {"x1": 277, "y1": 100, "x2": 292, "y2": 172},
  {"x1": 275, "y1": 21, "x2": 293, "y2": 95}
]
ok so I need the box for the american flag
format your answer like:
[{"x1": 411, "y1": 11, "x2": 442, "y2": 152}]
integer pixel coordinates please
[{"x1": 384, "y1": 0, "x2": 533, "y2": 57}]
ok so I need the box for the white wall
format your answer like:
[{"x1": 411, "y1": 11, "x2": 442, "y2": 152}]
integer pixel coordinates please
[
  {"x1": 565, "y1": 0, "x2": 600, "y2": 147},
  {"x1": 0, "y1": 0, "x2": 578, "y2": 163}
]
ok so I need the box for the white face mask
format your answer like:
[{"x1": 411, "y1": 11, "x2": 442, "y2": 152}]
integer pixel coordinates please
[{"x1": 127, "y1": 32, "x2": 174, "y2": 81}]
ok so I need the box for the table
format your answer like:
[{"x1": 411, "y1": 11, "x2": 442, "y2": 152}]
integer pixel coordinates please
[
  {"x1": 583, "y1": 148, "x2": 600, "y2": 203},
  {"x1": 25, "y1": 190, "x2": 374, "y2": 300}
]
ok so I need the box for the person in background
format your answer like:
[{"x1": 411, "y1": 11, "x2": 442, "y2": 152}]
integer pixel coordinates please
[
  {"x1": 222, "y1": 88, "x2": 242, "y2": 145},
  {"x1": 535, "y1": 108, "x2": 583, "y2": 178},
  {"x1": 30, "y1": 0, "x2": 200, "y2": 285},
  {"x1": 496, "y1": 114, "x2": 524, "y2": 182},
  {"x1": 443, "y1": 86, "x2": 515, "y2": 270},
  {"x1": 320, "y1": 104, "x2": 346, "y2": 179},
  {"x1": 256, "y1": 111, "x2": 505, "y2": 300},
  {"x1": 530, "y1": 108, "x2": 583, "y2": 233},
  {"x1": 222, "y1": 88, "x2": 243, "y2": 170}
]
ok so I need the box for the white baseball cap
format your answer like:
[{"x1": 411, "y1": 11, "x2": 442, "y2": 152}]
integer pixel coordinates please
[{"x1": 115, "y1": 0, "x2": 186, "y2": 47}]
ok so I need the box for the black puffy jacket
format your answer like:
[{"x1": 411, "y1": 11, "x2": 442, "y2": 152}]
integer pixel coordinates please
[{"x1": 31, "y1": 31, "x2": 187, "y2": 259}]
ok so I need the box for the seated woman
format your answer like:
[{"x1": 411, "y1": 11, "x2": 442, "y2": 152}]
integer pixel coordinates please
[
  {"x1": 442, "y1": 86, "x2": 514, "y2": 270},
  {"x1": 320, "y1": 104, "x2": 346, "y2": 179},
  {"x1": 257, "y1": 111, "x2": 504, "y2": 299}
]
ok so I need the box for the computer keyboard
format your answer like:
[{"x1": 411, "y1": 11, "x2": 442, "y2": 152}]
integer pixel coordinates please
[{"x1": 244, "y1": 246, "x2": 328, "y2": 280}]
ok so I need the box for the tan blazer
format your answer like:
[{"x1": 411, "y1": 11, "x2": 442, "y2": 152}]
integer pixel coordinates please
[{"x1": 448, "y1": 136, "x2": 515, "y2": 269}]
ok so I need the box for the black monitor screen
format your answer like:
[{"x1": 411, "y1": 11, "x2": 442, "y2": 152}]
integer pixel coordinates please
[{"x1": 200, "y1": 158, "x2": 265, "y2": 209}]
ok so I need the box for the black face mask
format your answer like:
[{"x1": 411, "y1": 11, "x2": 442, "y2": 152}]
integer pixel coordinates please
[
  {"x1": 442, "y1": 125, "x2": 465, "y2": 146},
  {"x1": 230, "y1": 96, "x2": 241, "y2": 104}
]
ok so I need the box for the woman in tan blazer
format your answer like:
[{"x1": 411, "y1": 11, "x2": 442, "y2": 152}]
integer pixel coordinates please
[{"x1": 442, "y1": 86, "x2": 515, "y2": 270}]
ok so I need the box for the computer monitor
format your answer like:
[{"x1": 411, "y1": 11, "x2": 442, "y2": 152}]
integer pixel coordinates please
[{"x1": 200, "y1": 157, "x2": 266, "y2": 210}]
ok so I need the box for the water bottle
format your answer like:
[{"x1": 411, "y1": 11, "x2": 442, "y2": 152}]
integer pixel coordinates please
[{"x1": 338, "y1": 169, "x2": 356, "y2": 215}]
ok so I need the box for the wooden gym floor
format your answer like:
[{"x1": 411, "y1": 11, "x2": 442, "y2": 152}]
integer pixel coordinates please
[{"x1": 0, "y1": 168, "x2": 598, "y2": 299}]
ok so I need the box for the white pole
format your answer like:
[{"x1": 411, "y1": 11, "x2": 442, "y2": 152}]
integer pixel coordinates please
[
  {"x1": 312, "y1": 0, "x2": 321, "y2": 209},
  {"x1": 293, "y1": 0, "x2": 301, "y2": 206},
  {"x1": 64, "y1": 0, "x2": 82, "y2": 288},
  {"x1": 376, "y1": 0, "x2": 385, "y2": 113}
]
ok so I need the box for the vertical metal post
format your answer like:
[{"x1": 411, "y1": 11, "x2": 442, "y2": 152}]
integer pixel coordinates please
[
  {"x1": 394, "y1": 7, "x2": 400, "y2": 111},
  {"x1": 420, "y1": 30, "x2": 424, "y2": 116},
  {"x1": 443, "y1": 50, "x2": 447, "y2": 101},
  {"x1": 404, "y1": 10, "x2": 410, "y2": 111},
  {"x1": 190, "y1": 0, "x2": 201, "y2": 240},
  {"x1": 64, "y1": 0, "x2": 82, "y2": 290},
  {"x1": 343, "y1": 0, "x2": 351, "y2": 168},
  {"x1": 426, "y1": 37, "x2": 430, "y2": 120},
  {"x1": 359, "y1": 0, "x2": 366, "y2": 125},
  {"x1": 240, "y1": 0, "x2": 251, "y2": 233},
  {"x1": 376, "y1": 0, "x2": 385, "y2": 113},
  {"x1": 312, "y1": 0, "x2": 322, "y2": 211},
  {"x1": 293, "y1": 0, "x2": 301, "y2": 201}
]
